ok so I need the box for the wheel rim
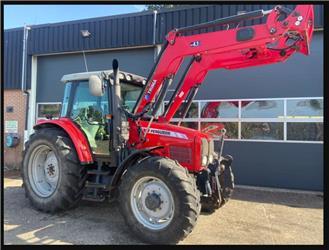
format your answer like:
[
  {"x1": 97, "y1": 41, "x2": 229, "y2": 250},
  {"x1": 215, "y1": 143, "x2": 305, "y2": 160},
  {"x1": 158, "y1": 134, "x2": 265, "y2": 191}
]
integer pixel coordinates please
[
  {"x1": 28, "y1": 145, "x2": 59, "y2": 197},
  {"x1": 130, "y1": 176, "x2": 175, "y2": 231}
]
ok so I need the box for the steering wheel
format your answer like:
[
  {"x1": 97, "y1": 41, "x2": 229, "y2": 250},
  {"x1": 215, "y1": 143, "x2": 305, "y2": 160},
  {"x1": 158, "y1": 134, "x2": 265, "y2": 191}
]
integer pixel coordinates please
[{"x1": 72, "y1": 107, "x2": 105, "y2": 126}]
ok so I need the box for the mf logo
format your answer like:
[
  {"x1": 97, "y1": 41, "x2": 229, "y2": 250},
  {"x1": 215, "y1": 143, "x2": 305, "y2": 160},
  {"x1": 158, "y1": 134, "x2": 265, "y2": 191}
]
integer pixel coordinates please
[{"x1": 190, "y1": 41, "x2": 200, "y2": 47}]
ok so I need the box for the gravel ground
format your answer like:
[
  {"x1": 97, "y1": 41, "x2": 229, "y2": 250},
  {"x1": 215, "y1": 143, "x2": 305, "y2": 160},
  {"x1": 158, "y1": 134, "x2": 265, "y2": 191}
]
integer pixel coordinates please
[{"x1": 4, "y1": 170, "x2": 323, "y2": 245}]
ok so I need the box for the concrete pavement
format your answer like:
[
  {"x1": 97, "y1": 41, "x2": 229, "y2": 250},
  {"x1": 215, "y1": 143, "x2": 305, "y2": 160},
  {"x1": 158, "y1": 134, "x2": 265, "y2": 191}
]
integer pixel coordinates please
[{"x1": 4, "y1": 170, "x2": 323, "y2": 245}]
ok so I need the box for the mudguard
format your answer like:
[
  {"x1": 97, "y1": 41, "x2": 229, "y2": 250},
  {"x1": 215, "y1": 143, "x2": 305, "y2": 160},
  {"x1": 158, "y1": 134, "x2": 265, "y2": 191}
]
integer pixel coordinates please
[
  {"x1": 34, "y1": 118, "x2": 94, "y2": 164},
  {"x1": 110, "y1": 146, "x2": 164, "y2": 188}
]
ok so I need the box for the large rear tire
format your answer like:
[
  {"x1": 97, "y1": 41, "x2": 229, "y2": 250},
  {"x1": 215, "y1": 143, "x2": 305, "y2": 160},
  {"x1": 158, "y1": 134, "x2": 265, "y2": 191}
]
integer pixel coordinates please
[
  {"x1": 118, "y1": 156, "x2": 200, "y2": 244},
  {"x1": 22, "y1": 128, "x2": 87, "y2": 213}
]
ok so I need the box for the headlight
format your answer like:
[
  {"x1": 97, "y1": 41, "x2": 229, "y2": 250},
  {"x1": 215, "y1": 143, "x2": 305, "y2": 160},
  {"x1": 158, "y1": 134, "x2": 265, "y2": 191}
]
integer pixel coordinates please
[
  {"x1": 201, "y1": 138, "x2": 209, "y2": 167},
  {"x1": 126, "y1": 74, "x2": 132, "y2": 81},
  {"x1": 202, "y1": 156, "x2": 208, "y2": 166},
  {"x1": 208, "y1": 154, "x2": 214, "y2": 164}
]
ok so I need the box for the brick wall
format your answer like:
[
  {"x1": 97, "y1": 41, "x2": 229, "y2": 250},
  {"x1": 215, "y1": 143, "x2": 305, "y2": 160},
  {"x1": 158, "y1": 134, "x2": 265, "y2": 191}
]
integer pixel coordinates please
[{"x1": 4, "y1": 90, "x2": 27, "y2": 170}]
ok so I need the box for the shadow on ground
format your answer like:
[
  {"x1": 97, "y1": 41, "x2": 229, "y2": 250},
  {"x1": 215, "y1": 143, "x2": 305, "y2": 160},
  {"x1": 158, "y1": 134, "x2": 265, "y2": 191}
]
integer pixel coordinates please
[
  {"x1": 4, "y1": 185, "x2": 144, "y2": 245},
  {"x1": 230, "y1": 187, "x2": 323, "y2": 209},
  {"x1": 3, "y1": 170, "x2": 21, "y2": 180}
]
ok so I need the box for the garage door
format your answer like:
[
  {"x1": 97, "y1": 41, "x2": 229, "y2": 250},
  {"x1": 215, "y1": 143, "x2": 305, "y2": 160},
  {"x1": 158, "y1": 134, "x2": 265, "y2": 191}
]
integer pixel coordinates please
[{"x1": 36, "y1": 47, "x2": 154, "y2": 103}]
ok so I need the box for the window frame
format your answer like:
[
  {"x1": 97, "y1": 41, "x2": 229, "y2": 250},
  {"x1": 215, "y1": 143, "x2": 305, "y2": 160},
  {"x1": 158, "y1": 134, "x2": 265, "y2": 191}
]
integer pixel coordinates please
[
  {"x1": 166, "y1": 97, "x2": 323, "y2": 144},
  {"x1": 36, "y1": 102, "x2": 62, "y2": 122}
]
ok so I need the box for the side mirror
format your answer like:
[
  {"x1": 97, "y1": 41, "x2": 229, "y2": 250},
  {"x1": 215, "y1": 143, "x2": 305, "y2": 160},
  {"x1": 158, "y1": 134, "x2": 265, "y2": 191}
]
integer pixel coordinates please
[{"x1": 89, "y1": 75, "x2": 104, "y2": 96}]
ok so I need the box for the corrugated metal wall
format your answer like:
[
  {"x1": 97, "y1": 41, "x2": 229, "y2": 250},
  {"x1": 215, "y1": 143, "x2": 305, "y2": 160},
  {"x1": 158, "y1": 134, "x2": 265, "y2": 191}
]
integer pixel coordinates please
[
  {"x1": 36, "y1": 48, "x2": 154, "y2": 102},
  {"x1": 4, "y1": 4, "x2": 324, "y2": 89},
  {"x1": 155, "y1": 4, "x2": 324, "y2": 43},
  {"x1": 4, "y1": 28, "x2": 23, "y2": 89},
  {"x1": 27, "y1": 12, "x2": 154, "y2": 55},
  {"x1": 313, "y1": 4, "x2": 324, "y2": 28}
]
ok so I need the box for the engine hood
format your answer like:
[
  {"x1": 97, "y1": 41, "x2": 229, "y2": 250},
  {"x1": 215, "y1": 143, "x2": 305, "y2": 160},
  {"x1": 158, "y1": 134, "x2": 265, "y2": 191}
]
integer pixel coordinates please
[{"x1": 129, "y1": 120, "x2": 213, "y2": 172}]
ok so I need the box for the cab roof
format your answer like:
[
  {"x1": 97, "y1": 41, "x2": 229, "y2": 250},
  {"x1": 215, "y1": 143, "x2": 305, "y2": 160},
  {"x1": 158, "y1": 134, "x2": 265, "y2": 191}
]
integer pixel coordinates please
[{"x1": 60, "y1": 69, "x2": 146, "y2": 85}]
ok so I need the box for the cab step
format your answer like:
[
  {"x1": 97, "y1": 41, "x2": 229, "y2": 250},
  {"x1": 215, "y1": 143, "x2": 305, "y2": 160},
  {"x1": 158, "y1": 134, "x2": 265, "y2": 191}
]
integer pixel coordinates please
[
  {"x1": 87, "y1": 169, "x2": 111, "y2": 175},
  {"x1": 82, "y1": 194, "x2": 106, "y2": 202},
  {"x1": 85, "y1": 182, "x2": 108, "y2": 189}
]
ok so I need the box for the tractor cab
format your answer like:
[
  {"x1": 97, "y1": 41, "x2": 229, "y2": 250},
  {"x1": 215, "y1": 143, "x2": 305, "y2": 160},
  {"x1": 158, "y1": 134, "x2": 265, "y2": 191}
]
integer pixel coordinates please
[{"x1": 60, "y1": 70, "x2": 145, "y2": 156}]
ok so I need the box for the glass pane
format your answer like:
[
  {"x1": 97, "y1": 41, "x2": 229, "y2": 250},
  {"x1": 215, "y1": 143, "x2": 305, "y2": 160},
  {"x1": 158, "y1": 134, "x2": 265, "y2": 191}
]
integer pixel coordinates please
[
  {"x1": 287, "y1": 123, "x2": 323, "y2": 141},
  {"x1": 61, "y1": 82, "x2": 72, "y2": 117},
  {"x1": 180, "y1": 122, "x2": 199, "y2": 130},
  {"x1": 38, "y1": 104, "x2": 61, "y2": 118},
  {"x1": 121, "y1": 82, "x2": 143, "y2": 112},
  {"x1": 200, "y1": 101, "x2": 238, "y2": 118},
  {"x1": 201, "y1": 122, "x2": 238, "y2": 139},
  {"x1": 71, "y1": 81, "x2": 109, "y2": 120},
  {"x1": 241, "y1": 122, "x2": 283, "y2": 140},
  {"x1": 241, "y1": 100, "x2": 284, "y2": 118},
  {"x1": 70, "y1": 81, "x2": 109, "y2": 155},
  {"x1": 165, "y1": 102, "x2": 198, "y2": 118},
  {"x1": 287, "y1": 99, "x2": 323, "y2": 118}
]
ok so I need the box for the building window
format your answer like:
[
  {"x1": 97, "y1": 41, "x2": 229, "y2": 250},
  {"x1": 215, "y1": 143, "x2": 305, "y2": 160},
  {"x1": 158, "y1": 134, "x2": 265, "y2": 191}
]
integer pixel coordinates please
[
  {"x1": 201, "y1": 122, "x2": 238, "y2": 139},
  {"x1": 200, "y1": 101, "x2": 239, "y2": 118},
  {"x1": 37, "y1": 103, "x2": 62, "y2": 120},
  {"x1": 241, "y1": 122, "x2": 283, "y2": 140},
  {"x1": 287, "y1": 122, "x2": 323, "y2": 141},
  {"x1": 287, "y1": 99, "x2": 323, "y2": 118},
  {"x1": 180, "y1": 122, "x2": 199, "y2": 130},
  {"x1": 167, "y1": 97, "x2": 323, "y2": 143},
  {"x1": 165, "y1": 102, "x2": 199, "y2": 118},
  {"x1": 241, "y1": 100, "x2": 284, "y2": 118}
]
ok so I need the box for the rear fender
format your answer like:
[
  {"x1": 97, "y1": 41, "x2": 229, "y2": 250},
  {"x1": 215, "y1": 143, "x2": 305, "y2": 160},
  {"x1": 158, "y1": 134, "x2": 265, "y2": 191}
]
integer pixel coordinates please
[{"x1": 33, "y1": 118, "x2": 94, "y2": 164}]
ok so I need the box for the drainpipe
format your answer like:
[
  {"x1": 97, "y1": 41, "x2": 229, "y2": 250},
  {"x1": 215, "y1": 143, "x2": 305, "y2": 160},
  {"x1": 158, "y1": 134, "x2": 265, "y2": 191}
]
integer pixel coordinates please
[
  {"x1": 21, "y1": 25, "x2": 31, "y2": 144},
  {"x1": 153, "y1": 10, "x2": 159, "y2": 62}
]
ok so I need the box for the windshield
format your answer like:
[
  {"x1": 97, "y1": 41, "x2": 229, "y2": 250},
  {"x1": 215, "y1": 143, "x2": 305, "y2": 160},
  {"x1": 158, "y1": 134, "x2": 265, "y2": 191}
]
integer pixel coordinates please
[
  {"x1": 61, "y1": 80, "x2": 143, "y2": 117},
  {"x1": 121, "y1": 82, "x2": 143, "y2": 112}
]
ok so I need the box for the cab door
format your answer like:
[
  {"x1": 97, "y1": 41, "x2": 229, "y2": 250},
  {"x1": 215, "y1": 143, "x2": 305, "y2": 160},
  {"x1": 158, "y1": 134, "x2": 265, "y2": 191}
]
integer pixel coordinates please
[{"x1": 65, "y1": 80, "x2": 110, "y2": 156}]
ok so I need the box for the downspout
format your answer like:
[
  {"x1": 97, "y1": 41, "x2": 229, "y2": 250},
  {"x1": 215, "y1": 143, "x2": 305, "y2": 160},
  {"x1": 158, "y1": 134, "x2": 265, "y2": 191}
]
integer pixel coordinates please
[
  {"x1": 21, "y1": 25, "x2": 31, "y2": 141},
  {"x1": 153, "y1": 10, "x2": 158, "y2": 62}
]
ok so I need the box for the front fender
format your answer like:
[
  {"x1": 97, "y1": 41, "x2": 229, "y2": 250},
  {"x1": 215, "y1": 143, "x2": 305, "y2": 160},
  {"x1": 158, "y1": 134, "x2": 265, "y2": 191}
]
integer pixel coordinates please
[
  {"x1": 110, "y1": 146, "x2": 164, "y2": 188},
  {"x1": 34, "y1": 118, "x2": 94, "y2": 164}
]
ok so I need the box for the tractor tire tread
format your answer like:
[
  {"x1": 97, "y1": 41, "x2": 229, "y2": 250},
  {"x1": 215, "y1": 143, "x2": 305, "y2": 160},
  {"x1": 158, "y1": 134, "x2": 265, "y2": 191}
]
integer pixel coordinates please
[
  {"x1": 22, "y1": 127, "x2": 87, "y2": 213},
  {"x1": 118, "y1": 156, "x2": 200, "y2": 244}
]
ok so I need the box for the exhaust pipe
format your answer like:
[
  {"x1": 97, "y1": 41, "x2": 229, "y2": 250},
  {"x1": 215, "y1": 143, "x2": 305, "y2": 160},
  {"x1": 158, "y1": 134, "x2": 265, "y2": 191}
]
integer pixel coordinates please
[{"x1": 111, "y1": 59, "x2": 122, "y2": 165}]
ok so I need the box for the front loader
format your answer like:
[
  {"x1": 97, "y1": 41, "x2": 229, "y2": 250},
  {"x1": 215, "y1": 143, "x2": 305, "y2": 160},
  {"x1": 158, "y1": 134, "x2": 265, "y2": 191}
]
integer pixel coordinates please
[{"x1": 22, "y1": 5, "x2": 314, "y2": 244}]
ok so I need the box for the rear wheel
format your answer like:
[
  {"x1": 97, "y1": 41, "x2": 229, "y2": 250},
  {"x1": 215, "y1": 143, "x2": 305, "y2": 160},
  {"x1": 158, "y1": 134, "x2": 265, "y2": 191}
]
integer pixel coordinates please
[
  {"x1": 118, "y1": 156, "x2": 200, "y2": 244},
  {"x1": 22, "y1": 128, "x2": 87, "y2": 213}
]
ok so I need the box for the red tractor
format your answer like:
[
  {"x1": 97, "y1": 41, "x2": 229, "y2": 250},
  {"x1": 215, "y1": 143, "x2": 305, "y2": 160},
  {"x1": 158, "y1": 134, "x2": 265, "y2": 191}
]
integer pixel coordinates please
[{"x1": 22, "y1": 5, "x2": 314, "y2": 244}]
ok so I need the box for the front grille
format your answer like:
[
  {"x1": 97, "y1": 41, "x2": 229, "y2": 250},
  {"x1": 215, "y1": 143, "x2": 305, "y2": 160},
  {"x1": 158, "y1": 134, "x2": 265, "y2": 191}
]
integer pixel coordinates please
[{"x1": 169, "y1": 146, "x2": 192, "y2": 164}]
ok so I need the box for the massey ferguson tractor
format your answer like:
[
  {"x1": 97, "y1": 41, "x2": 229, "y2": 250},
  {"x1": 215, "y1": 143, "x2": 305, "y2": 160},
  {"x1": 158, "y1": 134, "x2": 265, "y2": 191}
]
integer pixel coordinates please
[{"x1": 22, "y1": 5, "x2": 314, "y2": 244}]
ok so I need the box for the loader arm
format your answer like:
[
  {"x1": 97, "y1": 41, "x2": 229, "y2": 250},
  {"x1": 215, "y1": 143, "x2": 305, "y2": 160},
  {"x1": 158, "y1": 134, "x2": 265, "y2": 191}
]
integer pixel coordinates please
[{"x1": 134, "y1": 5, "x2": 314, "y2": 123}]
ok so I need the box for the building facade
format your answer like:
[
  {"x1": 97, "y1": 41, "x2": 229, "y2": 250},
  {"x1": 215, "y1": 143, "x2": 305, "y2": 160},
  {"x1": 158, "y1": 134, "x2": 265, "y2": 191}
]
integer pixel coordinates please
[{"x1": 3, "y1": 4, "x2": 324, "y2": 190}]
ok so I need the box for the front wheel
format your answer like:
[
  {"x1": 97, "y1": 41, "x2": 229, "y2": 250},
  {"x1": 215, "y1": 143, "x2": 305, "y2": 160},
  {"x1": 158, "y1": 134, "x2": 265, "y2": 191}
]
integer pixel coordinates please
[{"x1": 118, "y1": 156, "x2": 200, "y2": 244}]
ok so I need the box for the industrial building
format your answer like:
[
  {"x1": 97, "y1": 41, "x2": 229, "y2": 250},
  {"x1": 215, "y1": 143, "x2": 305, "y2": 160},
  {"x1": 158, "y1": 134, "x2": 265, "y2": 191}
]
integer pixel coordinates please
[{"x1": 3, "y1": 4, "x2": 323, "y2": 191}]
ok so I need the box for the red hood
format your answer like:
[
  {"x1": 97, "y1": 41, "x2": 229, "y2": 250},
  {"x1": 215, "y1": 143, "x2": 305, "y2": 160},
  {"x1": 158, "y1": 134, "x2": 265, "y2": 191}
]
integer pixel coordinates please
[{"x1": 129, "y1": 120, "x2": 213, "y2": 172}]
